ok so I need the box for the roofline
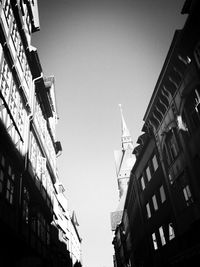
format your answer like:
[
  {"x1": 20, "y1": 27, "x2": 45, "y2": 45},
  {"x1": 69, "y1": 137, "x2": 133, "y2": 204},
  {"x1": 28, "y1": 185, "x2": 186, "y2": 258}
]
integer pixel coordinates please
[{"x1": 143, "y1": 30, "x2": 182, "y2": 122}]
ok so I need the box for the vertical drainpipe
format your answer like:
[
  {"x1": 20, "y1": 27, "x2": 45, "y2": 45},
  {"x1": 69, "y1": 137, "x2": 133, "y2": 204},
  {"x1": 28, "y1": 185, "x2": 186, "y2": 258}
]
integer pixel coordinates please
[{"x1": 18, "y1": 73, "x2": 43, "y2": 215}]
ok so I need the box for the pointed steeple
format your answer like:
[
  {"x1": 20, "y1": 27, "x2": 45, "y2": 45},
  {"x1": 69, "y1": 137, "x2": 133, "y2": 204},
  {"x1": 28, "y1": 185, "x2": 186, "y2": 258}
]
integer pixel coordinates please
[
  {"x1": 110, "y1": 105, "x2": 135, "y2": 231},
  {"x1": 119, "y1": 104, "x2": 133, "y2": 150}
]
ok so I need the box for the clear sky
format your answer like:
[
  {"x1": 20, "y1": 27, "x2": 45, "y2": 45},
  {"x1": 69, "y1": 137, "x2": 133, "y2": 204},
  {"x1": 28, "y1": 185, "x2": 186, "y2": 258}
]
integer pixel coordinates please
[{"x1": 32, "y1": 1, "x2": 186, "y2": 267}]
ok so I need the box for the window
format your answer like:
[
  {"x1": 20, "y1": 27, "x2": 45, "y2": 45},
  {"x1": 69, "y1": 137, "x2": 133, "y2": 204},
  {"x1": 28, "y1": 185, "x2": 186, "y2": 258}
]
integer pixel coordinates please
[
  {"x1": 29, "y1": 132, "x2": 45, "y2": 182},
  {"x1": 164, "y1": 129, "x2": 179, "y2": 166},
  {"x1": 0, "y1": 59, "x2": 11, "y2": 103},
  {"x1": 36, "y1": 155, "x2": 43, "y2": 180},
  {"x1": 22, "y1": 186, "x2": 30, "y2": 224},
  {"x1": 4, "y1": 0, "x2": 12, "y2": 26},
  {"x1": 8, "y1": 81, "x2": 19, "y2": 122},
  {"x1": 25, "y1": 10, "x2": 32, "y2": 35},
  {"x1": 24, "y1": 61, "x2": 31, "y2": 85},
  {"x1": 152, "y1": 233, "x2": 158, "y2": 250},
  {"x1": 31, "y1": 216, "x2": 37, "y2": 233},
  {"x1": 37, "y1": 213, "x2": 44, "y2": 241},
  {"x1": 194, "y1": 42, "x2": 200, "y2": 68},
  {"x1": 0, "y1": 169, "x2": 4, "y2": 193},
  {"x1": 184, "y1": 88, "x2": 200, "y2": 132},
  {"x1": 140, "y1": 176, "x2": 145, "y2": 190},
  {"x1": 183, "y1": 185, "x2": 193, "y2": 206},
  {"x1": 1, "y1": 155, "x2": 5, "y2": 167},
  {"x1": 6, "y1": 165, "x2": 15, "y2": 204},
  {"x1": 169, "y1": 223, "x2": 175, "y2": 240},
  {"x1": 152, "y1": 195, "x2": 158, "y2": 211},
  {"x1": 146, "y1": 166, "x2": 151, "y2": 181},
  {"x1": 159, "y1": 185, "x2": 166, "y2": 203},
  {"x1": 11, "y1": 20, "x2": 20, "y2": 50},
  {"x1": 159, "y1": 226, "x2": 166, "y2": 246},
  {"x1": 0, "y1": 154, "x2": 5, "y2": 193},
  {"x1": 29, "y1": 132, "x2": 37, "y2": 170},
  {"x1": 152, "y1": 155, "x2": 158, "y2": 171},
  {"x1": 168, "y1": 133, "x2": 178, "y2": 160},
  {"x1": 17, "y1": 42, "x2": 26, "y2": 69},
  {"x1": 17, "y1": 98, "x2": 25, "y2": 136},
  {"x1": 37, "y1": 212, "x2": 48, "y2": 244},
  {"x1": 146, "y1": 203, "x2": 151, "y2": 218},
  {"x1": 46, "y1": 224, "x2": 50, "y2": 245}
]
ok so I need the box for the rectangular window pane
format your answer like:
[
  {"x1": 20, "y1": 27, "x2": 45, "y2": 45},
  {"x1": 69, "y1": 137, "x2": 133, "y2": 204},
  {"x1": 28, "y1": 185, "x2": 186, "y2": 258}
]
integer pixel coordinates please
[
  {"x1": 146, "y1": 166, "x2": 151, "y2": 181},
  {"x1": 5, "y1": 164, "x2": 15, "y2": 205},
  {"x1": 152, "y1": 155, "x2": 158, "y2": 172},
  {"x1": 159, "y1": 226, "x2": 166, "y2": 246},
  {"x1": 186, "y1": 185, "x2": 192, "y2": 198},
  {"x1": 169, "y1": 132, "x2": 179, "y2": 161},
  {"x1": 140, "y1": 176, "x2": 145, "y2": 190},
  {"x1": 160, "y1": 185, "x2": 166, "y2": 203},
  {"x1": 171, "y1": 142, "x2": 178, "y2": 159},
  {"x1": 152, "y1": 233, "x2": 158, "y2": 250},
  {"x1": 146, "y1": 203, "x2": 151, "y2": 218},
  {"x1": 1, "y1": 155, "x2": 5, "y2": 167},
  {"x1": 183, "y1": 185, "x2": 193, "y2": 206},
  {"x1": 152, "y1": 195, "x2": 158, "y2": 211},
  {"x1": 169, "y1": 223, "x2": 175, "y2": 240},
  {"x1": 0, "y1": 169, "x2": 4, "y2": 193}
]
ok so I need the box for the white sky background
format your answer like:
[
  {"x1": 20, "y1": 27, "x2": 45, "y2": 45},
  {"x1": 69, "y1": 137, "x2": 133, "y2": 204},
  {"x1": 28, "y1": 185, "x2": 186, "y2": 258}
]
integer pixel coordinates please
[{"x1": 33, "y1": 1, "x2": 186, "y2": 266}]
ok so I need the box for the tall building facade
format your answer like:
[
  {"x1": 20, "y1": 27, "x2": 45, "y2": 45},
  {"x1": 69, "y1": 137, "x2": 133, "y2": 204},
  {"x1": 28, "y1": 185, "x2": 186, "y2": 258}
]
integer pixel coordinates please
[
  {"x1": 111, "y1": 0, "x2": 200, "y2": 266},
  {"x1": 0, "y1": 1, "x2": 82, "y2": 266}
]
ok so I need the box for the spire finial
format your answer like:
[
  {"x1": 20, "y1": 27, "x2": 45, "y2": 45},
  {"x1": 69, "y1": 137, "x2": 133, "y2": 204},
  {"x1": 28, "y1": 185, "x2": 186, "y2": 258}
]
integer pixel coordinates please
[
  {"x1": 118, "y1": 104, "x2": 133, "y2": 149},
  {"x1": 118, "y1": 104, "x2": 130, "y2": 137}
]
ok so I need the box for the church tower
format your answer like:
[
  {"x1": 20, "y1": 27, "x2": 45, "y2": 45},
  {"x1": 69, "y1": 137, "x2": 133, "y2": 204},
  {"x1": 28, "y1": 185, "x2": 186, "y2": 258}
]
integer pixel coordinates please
[
  {"x1": 111, "y1": 105, "x2": 135, "y2": 231},
  {"x1": 119, "y1": 104, "x2": 133, "y2": 151}
]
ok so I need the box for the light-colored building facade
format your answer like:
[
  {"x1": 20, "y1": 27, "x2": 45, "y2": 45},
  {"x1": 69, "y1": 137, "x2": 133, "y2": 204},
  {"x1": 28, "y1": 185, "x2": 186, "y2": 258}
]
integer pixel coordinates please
[{"x1": 0, "y1": 1, "x2": 81, "y2": 266}]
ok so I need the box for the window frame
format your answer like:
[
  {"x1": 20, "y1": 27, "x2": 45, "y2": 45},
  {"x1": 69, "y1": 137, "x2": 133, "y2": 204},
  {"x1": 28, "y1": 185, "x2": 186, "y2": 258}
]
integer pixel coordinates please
[
  {"x1": 183, "y1": 184, "x2": 193, "y2": 206},
  {"x1": 159, "y1": 185, "x2": 166, "y2": 203},
  {"x1": 22, "y1": 186, "x2": 30, "y2": 224},
  {"x1": 146, "y1": 202, "x2": 151, "y2": 219},
  {"x1": 169, "y1": 223, "x2": 175, "y2": 241},
  {"x1": 159, "y1": 226, "x2": 166, "y2": 246},
  {"x1": 146, "y1": 165, "x2": 151, "y2": 181},
  {"x1": 164, "y1": 128, "x2": 180, "y2": 167},
  {"x1": 152, "y1": 195, "x2": 158, "y2": 211},
  {"x1": 184, "y1": 88, "x2": 200, "y2": 133},
  {"x1": 5, "y1": 165, "x2": 15, "y2": 205},
  {"x1": 152, "y1": 233, "x2": 158, "y2": 250},
  {"x1": 140, "y1": 176, "x2": 145, "y2": 191},
  {"x1": 152, "y1": 154, "x2": 159, "y2": 172}
]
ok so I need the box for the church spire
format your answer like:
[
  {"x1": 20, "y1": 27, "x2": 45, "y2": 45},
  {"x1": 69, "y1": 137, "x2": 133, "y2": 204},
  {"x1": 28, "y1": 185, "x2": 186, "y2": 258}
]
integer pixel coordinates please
[
  {"x1": 119, "y1": 104, "x2": 133, "y2": 150},
  {"x1": 110, "y1": 105, "x2": 135, "y2": 231}
]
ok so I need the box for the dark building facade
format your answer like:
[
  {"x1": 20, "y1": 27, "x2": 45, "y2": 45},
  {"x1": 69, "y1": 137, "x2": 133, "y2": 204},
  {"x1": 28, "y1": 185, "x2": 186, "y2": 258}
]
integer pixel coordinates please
[
  {"x1": 112, "y1": 1, "x2": 200, "y2": 266},
  {"x1": 0, "y1": 1, "x2": 77, "y2": 266}
]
